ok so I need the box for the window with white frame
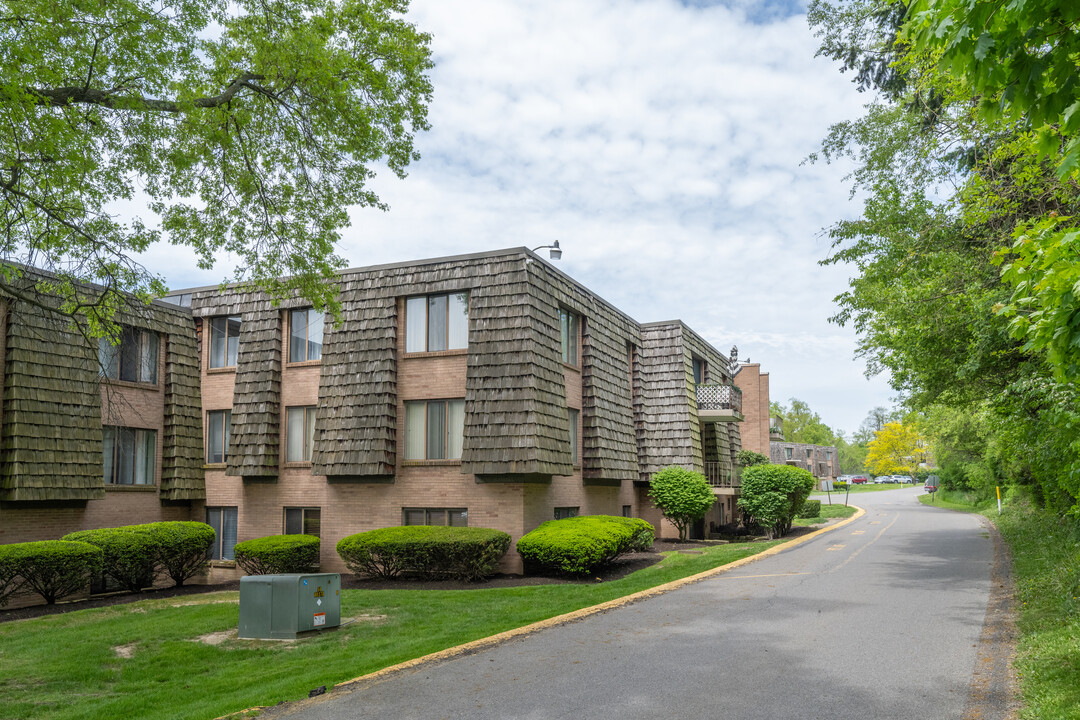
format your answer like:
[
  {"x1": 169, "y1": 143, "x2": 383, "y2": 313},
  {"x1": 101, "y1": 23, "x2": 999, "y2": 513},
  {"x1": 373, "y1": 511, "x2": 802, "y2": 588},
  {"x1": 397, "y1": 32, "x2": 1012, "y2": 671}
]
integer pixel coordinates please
[
  {"x1": 286, "y1": 406, "x2": 317, "y2": 462},
  {"x1": 209, "y1": 316, "x2": 241, "y2": 368},
  {"x1": 405, "y1": 292, "x2": 469, "y2": 353},
  {"x1": 404, "y1": 399, "x2": 465, "y2": 460},
  {"x1": 99, "y1": 327, "x2": 158, "y2": 384},
  {"x1": 402, "y1": 508, "x2": 468, "y2": 527},
  {"x1": 554, "y1": 506, "x2": 579, "y2": 520},
  {"x1": 284, "y1": 507, "x2": 320, "y2": 537},
  {"x1": 289, "y1": 308, "x2": 323, "y2": 363},
  {"x1": 559, "y1": 308, "x2": 580, "y2": 365},
  {"x1": 206, "y1": 409, "x2": 231, "y2": 463},
  {"x1": 205, "y1": 507, "x2": 238, "y2": 560},
  {"x1": 568, "y1": 408, "x2": 580, "y2": 465},
  {"x1": 103, "y1": 427, "x2": 156, "y2": 485}
]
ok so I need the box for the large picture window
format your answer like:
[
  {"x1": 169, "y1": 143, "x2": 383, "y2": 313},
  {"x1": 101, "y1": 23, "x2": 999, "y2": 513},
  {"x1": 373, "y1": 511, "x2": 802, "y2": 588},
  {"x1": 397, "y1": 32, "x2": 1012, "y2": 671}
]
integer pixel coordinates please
[
  {"x1": 403, "y1": 508, "x2": 468, "y2": 526},
  {"x1": 286, "y1": 406, "x2": 317, "y2": 462},
  {"x1": 284, "y1": 507, "x2": 320, "y2": 537},
  {"x1": 206, "y1": 507, "x2": 238, "y2": 561},
  {"x1": 209, "y1": 316, "x2": 241, "y2": 368},
  {"x1": 289, "y1": 308, "x2": 323, "y2": 363},
  {"x1": 559, "y1": 308, "x2": 580, "y2": 365},
  {"x1": 206, "y1": 409, "x2": 231, "y2": 463},
  {"x1": 405, "y1": 292, "x2": 468, "y2": 353},
  {"x1": 103, "y1": 427, "x2": 156, "y2": 485},
  {"x1": 404, "y1": 399, "x2": 465, "y2": 460},
  {"x1": 99, "y1": 327, "x2": 158, "y2": 384}
]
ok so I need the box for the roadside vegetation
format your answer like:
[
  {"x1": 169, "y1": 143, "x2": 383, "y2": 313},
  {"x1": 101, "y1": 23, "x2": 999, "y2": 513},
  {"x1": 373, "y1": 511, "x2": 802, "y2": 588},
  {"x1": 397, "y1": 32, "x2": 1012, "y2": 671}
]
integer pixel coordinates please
[
  {"x1": 921, "y1": 491, "x2": 1080, "y2": 719},
  {"x1": 0, "y1": 539, "x2": 785, "y2": 720},
  {"x1": 792, "y1": 503, "x2": 857, "y2": 527}
]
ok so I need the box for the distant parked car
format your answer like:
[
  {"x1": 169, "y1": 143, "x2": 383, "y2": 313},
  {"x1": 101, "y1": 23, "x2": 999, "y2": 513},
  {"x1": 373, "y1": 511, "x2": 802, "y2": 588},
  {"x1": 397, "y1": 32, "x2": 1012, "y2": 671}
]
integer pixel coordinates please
[
  {"x1": 851, "y1": 475, "x2": 868, "y2": 484},
  {"x1": 925, "y1": 480, "x2": 938, "y2": 493}
]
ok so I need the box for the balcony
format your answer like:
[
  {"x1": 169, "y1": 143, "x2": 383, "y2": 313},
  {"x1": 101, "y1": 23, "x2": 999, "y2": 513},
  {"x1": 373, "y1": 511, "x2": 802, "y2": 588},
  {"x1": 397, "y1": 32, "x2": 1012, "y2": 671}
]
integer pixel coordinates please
[
  {"x1": 769, "y1": 416, "x2": 784, "y2": 440},
  {"x1": 695, "y1": 383, "x2": 744, "y2": 423},
  {"x1": 704, "y1": 462, "x2": 741, "y2": 490}
]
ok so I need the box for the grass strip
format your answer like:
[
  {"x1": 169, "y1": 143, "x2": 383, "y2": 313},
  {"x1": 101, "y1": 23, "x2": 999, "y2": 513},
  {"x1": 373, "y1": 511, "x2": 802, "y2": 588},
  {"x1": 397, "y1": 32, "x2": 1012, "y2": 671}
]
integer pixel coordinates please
[
  {"x1": 792, "y1": 503, "x2": 858, "y2": 527},
  {"x1": 0, "y1": 540, "x2": 782, "y2": 720},
  {"x1": 920, "y1": 491, "x2": 1080, "y2": 720}
]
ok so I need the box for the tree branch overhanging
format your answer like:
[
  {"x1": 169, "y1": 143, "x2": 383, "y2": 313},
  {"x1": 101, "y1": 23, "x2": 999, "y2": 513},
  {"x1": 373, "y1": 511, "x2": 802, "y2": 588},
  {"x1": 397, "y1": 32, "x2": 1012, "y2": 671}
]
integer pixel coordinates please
[{"x1": 19, "y1": 73, "x2": 269, "y2": 113}]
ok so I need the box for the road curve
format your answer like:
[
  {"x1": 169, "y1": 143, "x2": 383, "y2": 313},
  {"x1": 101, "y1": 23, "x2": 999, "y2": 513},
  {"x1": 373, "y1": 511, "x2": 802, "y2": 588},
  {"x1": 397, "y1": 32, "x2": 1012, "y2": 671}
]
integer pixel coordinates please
[{"x1": 266, "y1": 487, "x2": 1014, "y2": 720}]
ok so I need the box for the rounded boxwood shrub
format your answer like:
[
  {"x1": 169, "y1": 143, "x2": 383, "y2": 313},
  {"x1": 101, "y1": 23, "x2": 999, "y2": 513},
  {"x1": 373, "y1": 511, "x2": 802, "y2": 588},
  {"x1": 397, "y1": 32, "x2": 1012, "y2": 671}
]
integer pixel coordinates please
[
  {"x1": 0, "y1": 541, "x2": 104, "y2": 605},
  {"x1": 337, "y1": 526, "x2": 511, "y2": 581},
  {"x1": 234, "y1": 534, "x2": 320, "y2": 575},
  {"x1": 516, "y1": 515, "x2": 655, "y2": 577},
  {"x1": 799, "y1": 499, "x2": 822, "y2": 519},
  {"x1": 62, "y1": 528, "x2": 159, "y2": 592},
  {"x1": 132, "y1": 522, "x2": 216, "y2": 586}
]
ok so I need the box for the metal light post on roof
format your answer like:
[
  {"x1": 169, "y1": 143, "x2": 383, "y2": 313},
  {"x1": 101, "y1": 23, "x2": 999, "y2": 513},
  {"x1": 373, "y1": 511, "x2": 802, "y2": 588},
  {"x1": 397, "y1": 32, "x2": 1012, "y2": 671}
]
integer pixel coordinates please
[{"x1": 532, "y1": 240, "x2": 562, "y2": 260}]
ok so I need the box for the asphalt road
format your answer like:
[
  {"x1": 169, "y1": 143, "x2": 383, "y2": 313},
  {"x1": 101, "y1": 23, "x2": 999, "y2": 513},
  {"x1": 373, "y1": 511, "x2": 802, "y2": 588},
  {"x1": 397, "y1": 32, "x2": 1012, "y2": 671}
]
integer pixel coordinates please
[{"x1": 268, "y1": 487, "x2": 1013, "y2": 720}]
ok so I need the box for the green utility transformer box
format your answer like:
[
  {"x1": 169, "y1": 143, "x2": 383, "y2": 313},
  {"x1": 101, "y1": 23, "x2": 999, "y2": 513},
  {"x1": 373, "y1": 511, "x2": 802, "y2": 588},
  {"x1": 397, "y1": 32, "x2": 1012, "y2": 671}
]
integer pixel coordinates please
[{"x1": 238, "y1": 573, "x2": 342, "y2": 639}]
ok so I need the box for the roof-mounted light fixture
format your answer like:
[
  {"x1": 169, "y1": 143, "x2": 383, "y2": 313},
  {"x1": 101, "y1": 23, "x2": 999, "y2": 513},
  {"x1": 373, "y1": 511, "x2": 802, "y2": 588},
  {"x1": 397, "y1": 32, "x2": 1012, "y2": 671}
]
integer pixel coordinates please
[{"x1": 531, "y1": 240, "x2": 562, "y2": 260}]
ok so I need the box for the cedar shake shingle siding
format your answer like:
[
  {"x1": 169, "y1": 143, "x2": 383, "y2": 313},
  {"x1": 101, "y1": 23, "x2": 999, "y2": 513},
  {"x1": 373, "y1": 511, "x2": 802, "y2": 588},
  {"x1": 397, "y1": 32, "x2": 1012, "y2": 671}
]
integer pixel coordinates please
[
  {"x1": 638, "y1": 322, "x2": 695, "y2": 476},
  {"x1": 526, "y1": 261, "x2": 639, "y2": 483},
  {"x1": 227, "y1": 308, "x2": 282, "y2": 479},
  {"x1": 0, "y1": 276, "x2": 203, "y2": 503},
  {"x1": 0, "y1": 300, "x2": 104, "y2": 502}
]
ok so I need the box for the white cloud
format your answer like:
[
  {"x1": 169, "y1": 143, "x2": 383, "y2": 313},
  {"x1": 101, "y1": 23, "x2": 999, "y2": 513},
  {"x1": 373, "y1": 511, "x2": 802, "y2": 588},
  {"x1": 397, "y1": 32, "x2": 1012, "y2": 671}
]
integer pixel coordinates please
[{"x1": 145, "y1": 0, "x2": 892, "y2": 434}]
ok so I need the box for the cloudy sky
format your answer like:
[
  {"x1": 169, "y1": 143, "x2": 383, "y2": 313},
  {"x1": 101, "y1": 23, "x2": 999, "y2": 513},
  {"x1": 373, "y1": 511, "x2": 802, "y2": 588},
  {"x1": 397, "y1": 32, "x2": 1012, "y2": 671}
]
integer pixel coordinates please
[{"x1": 161, "y1": 0, "x2": 896, "y2": 436}]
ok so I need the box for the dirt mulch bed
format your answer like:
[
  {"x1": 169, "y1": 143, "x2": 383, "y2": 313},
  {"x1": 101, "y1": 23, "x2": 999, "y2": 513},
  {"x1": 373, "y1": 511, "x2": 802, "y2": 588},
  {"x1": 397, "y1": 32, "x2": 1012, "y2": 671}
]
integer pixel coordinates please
[{"x1": 0, "y1": 529, "x2": 826, "y2": 625}]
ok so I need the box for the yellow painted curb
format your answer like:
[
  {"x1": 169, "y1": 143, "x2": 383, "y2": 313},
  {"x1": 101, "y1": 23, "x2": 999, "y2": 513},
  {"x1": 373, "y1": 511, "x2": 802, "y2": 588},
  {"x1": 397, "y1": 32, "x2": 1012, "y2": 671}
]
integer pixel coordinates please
[
  {"x1": 219, "y1": 505, "x2": 866, "y2": 718},
  {"x1": 333, "y1": 504, "x2": 866, "y2": 691}
]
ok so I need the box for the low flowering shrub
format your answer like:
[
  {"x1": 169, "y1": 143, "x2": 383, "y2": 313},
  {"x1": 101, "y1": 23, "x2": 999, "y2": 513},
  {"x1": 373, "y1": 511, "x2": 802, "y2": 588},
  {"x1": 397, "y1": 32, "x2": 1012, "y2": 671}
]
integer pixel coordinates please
[
  {"x1": 62, "y1": 528, "x2": 159, "y2": 592},
  {"x1": 234, "y1": 535, "x2": 320, "y2": 575},
  {"x1": 516, "y1": 515, "x2": 655, "y2": 576},
  {"x1": 799, "y1": 499, "x2": 822, "y2": 519},
  {"x1": 337, "y1": 526, "x2": 511, "y2": 581},
  {"x1": 0, "y1": 541, "x2": 104, "y2": 604}
]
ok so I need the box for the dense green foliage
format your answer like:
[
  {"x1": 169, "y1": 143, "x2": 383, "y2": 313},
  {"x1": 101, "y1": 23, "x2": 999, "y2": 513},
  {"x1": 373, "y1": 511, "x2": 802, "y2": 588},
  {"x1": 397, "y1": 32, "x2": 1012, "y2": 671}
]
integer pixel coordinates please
[
  {"x1": 647, "y1": 466, "x2": 715, "y2": 541},
  {"x1": 0, "y1": 0, "x2": 433, "y2": 329},
  {"x1": 810, "y1": 0, "x2": 1080, "y2": 515},
  {"x1": 516, "y1": 515, "x2": 655, "y2": 576},
  {"x1": 134, "y1": 522, "x2": 216, "y2": 587},
  {"x1": 0, "y1": 541, "x2": 103, "y2": 605},
  {"x1": 62, "y1": 528, "x2": 158, "y2": 592},
  {"x1": 233, "y1": 535, "x2": 320, "y2": 575},
  {"x1": 336, "y1": 527, "x2": 511, "y2": 581},
  {"x1": 738, "y1": 464, "x2": 816, "y2": 539},
  {"x1": 736, "y1": 449, "x2": 769, "y2": 467},
  {"x1": 799, "y1": 500, "x2": 822, "y2": 519}
]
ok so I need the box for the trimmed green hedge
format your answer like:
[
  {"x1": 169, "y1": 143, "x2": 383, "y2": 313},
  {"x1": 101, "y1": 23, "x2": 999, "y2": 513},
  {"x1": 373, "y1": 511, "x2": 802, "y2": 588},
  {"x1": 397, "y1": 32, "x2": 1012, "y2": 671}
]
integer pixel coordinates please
[
  {"x1": 516, "y1": 515, "x2": 656, "y2": 576},
  {"x1": 337, "y1": 526, "x2": 511, "y2": 581},
  {"x1": 234, "y1": 535, "x2": 320, "y2": 575},
  {"x1": 799, "y1": 499, "x2": 822, "y2": 519},
  {"x1": 62, "y1": 528, "x2": 158, "y2": 592},
  {"x1": 0, "y1": 541, "x2": 103, "y2": 605},
  {"x1": 133, "y1": 522, "x2": 215, "y2": 586}
]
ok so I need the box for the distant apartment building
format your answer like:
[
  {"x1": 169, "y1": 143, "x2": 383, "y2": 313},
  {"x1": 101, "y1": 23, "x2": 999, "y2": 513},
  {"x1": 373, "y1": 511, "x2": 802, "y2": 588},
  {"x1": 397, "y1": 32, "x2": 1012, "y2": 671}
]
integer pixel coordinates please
[
  {"x1": 770, "y1": 441, "x2": 840, "y2": 482},
  {"x1": 1, "y1": 248, "x2": 745, "y2": 579},
  {"x1": 733, "y1": 362, "x2": 773, "y2": 456}
]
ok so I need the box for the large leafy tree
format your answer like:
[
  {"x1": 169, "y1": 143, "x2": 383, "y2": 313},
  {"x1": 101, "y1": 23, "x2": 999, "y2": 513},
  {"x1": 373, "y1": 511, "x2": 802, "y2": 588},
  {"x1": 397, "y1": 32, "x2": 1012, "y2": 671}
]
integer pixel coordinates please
[
  {"x1": 0, "y1": 0, "x2": 433, "y2": 332},
  {"x1": 865, "y1": 421, "x2": 927, "y2": 481}
]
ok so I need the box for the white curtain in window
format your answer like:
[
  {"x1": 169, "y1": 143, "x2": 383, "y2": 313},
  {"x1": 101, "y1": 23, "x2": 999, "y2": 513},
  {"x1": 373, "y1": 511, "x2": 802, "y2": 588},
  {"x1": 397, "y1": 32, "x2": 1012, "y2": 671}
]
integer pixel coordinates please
[
  {"x1": 448, "y1": 293, "x2": 469, "y2": 349},
  {"x1": 426, "y1": 401, "x2": 447, "y2": 459},
  {"x1": 427, "y1": 294, "x2": 448, "y2": 352},
  {"x1": 286, "y1": 407, "x2": 306, "y2": 461},
  {"x1": 290, "y1": 309, "x2": 308, "y2": 362},
  {"x1": 102, "y1": 427, "x2": 115, "y2": 483},
  {"x1": 140, "y1": 331, "x2": 158, "y2": 383},
  {"x1": 404, "y1": 402, "x2": 426, "y2": 459},
  {"x1": 117, "y1": 428, "x2": 135, "y2": 484},
  {"x1": 135, "y1": 430, "x2": 154, "y2": 484},
  {"x1": 208, "y1": 411, "x2": 225, "y2": 463},
  {"x1": 98, "y1": 338, "x2": 119, "y2": 379},
  {"x1": 305, "y1": 407, "x2": 316, "y2": 460},
  {"x1": 221, "y1": 507, "x2": 238, "y2": 560},
  {"x1": 447, "y1": 399, "x2": 465, "y2": 459},
  {"x1": 405, "y1": 297, "x2": 427, "y2": 352},
  {"x1": 308, "y1": 310, "x2": 323, "y2": 361}
]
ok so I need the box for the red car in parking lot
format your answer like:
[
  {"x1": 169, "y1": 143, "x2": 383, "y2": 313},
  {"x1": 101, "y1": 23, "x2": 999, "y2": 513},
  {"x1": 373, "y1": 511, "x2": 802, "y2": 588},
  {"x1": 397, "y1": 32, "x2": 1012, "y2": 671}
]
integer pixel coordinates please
[{"x1": 851, "y1": 475, "x2": 868, "y2": 484}]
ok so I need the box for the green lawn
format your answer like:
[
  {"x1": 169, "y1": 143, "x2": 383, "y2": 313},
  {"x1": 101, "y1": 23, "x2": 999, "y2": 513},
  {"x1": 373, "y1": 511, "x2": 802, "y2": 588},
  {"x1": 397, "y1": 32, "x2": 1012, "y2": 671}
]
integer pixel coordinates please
[
  {"x1": 920, "y1": 491, "x2": 1080, "y2": 720},
  {"x1": 792, "y1": 503, "x2": 858, "y2": 527},
  {"x1": 0, "y1": 540, "x2": 782, "y2": 720},
  {"x1": 811, "y1": 482, "x2": 912, "y2": 498}
]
